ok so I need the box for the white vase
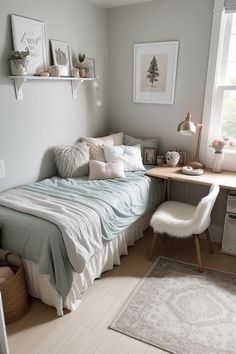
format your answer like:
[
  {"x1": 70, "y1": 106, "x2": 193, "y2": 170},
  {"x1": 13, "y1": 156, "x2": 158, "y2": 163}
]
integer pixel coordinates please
[{"x1": 212, "y1": 152, "x2": 224, "y2": 173}]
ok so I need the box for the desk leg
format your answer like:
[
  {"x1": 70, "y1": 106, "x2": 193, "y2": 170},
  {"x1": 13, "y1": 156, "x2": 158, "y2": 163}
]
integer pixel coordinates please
[{"x1": 167, "y1": 179, "x2": 171, "y2": 200}]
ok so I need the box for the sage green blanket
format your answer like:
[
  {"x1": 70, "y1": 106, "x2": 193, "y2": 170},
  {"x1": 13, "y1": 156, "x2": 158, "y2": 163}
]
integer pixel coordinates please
[{"x1": 0, "y1": 172, "x2": 163, "y2": 298}]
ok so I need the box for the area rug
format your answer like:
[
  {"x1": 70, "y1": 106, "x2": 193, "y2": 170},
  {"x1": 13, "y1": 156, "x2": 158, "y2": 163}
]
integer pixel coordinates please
[{"x1": 109, "y1": 257, "x2": 236, "y2": 354}]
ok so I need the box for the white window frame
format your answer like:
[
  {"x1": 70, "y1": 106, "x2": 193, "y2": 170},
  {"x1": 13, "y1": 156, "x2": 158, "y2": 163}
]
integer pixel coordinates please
[{"x1": 200, "y1": 0, "x2": 236, "y2": 171}]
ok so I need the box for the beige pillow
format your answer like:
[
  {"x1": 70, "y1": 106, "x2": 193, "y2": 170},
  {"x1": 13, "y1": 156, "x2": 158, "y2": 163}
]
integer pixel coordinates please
[
  {"x1": 89, "y1": 160, "x2": 125, "y2": 180},
  {"x1": 55, "y1": 142, "x2": 89, "y2": 178},
  {"x1": 82, "y1": 132, "x2": 124, "y2": 161}
]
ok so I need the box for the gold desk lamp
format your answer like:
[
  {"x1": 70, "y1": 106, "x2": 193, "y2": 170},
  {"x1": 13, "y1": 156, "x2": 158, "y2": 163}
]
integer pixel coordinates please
[{"x1": 177, "y1": 113, "x2": 204, "y2": 169}]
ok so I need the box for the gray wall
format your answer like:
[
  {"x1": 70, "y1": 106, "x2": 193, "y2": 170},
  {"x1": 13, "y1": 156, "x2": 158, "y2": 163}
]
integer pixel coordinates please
[
  {"x1": 107, "y1": 0, "x2": 214, "y2": 157},
  {"x1": 107, "y1": 0, "x2": 227, "y2": 242},
  {"x1": 0, "y1": 0, "x2": 108, "y2": 191}
]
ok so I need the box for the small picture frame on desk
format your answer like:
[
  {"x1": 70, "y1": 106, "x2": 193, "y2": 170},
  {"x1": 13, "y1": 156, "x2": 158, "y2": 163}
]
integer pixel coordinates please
[
  {"x1": 143, "y1": 147, "x2": 156, "y2": 165},
  {"x1": 179, "y1": 151, "x2": 187, "y2": 166}
]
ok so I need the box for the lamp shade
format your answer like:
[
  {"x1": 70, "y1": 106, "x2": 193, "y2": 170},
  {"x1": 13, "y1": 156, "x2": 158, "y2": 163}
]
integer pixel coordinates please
[{"x1": 177, "y1": 113, "x2": 196, "y2": 136}]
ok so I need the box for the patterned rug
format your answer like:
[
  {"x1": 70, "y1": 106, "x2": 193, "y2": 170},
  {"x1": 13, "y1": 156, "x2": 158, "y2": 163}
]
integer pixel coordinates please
[{"x1": 109, "y1": 257, "x2": 236, "y2": 354}]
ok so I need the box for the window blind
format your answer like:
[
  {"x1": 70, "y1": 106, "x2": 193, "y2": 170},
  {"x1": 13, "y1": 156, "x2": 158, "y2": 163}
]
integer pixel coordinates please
[{"x1": 225, "y1": 0, "x2": 236, "y2": 12}]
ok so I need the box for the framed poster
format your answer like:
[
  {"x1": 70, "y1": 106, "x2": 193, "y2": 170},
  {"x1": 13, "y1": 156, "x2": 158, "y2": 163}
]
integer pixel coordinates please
[
  {"x1": 50, "y1": 40, "x2": 72, "y2": 77},
  {"x1": 133, "y1": 41, "x2": 179, "y2": 104},
  {"x1": 11, "y1": 15, "x2": 48, "y2": 75}
]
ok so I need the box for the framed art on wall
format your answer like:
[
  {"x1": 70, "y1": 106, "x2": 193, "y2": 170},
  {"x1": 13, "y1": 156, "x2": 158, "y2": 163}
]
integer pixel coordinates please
[
  {"x1": 133, "y1": 41, "x2": 179, "y2": 104},
  {"x1": 11, "y1": 15, "x2": 48, "y2": 75},
  {"x1": 50, "y1": 40, "x2": 72, "y2": 77}
]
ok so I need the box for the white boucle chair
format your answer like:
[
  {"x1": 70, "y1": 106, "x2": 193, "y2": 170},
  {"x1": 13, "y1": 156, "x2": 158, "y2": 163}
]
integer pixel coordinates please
[{"x1": 149, "y1": 184, "x2": 220, "y2": 271}]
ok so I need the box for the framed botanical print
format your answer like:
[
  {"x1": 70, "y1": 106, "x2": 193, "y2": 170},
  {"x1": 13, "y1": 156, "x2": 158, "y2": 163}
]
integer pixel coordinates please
[
  {"x1": 50, "y1": 40, "x2": 72, "y2": 77},
  {"x1": 133, "y1": 41, "x2": 179, "y2": 104},
  {"x1": 11, "y1": 15, "x2": 48, "y2": 75}
]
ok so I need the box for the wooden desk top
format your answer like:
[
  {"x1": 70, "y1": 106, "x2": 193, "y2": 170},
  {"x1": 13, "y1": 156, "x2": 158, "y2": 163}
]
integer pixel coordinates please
[{"x1": 145, "y1": 166, "x2": 236, "y2": 190}]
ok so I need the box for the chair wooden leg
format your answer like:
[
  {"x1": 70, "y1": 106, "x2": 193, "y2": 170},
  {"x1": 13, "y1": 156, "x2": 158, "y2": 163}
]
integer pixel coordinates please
[
  {"x1": 194, "y1": 234, "x2": 203, "y2": 272},
  {"x1": 205, "y1": 228, "x2": 214, "y2": 254},
  {"x1": 149, "y1": 233, "x2": 158, "y2": 260}
]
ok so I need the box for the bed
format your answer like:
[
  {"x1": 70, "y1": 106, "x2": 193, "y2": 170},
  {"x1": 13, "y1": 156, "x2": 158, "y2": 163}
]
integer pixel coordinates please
[{"x1": 0, "y1": 171, "x2": 163, "y2": 315}]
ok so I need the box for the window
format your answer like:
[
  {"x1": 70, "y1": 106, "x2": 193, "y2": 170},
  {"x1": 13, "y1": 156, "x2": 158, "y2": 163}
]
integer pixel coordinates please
[
  {"x1": 217, "y1": 13, "x2": 236, "y2": 144},
  {"x1": 201, "y1": 1, "x2": 236, "y2": 170}
]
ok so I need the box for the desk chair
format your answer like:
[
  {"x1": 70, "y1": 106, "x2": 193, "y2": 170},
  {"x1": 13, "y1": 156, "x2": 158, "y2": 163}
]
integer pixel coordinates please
[{"x1": 149, "y1": 184, "x2": 220, "y2": 271}]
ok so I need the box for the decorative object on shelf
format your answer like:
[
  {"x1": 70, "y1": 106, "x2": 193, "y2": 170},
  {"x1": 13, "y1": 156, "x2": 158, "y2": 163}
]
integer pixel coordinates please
[
  {"x1": 8, "y1": 49, "x2": 30, "y2": 76},
  {"x1": 49, "y1": 65, "x2": 61, "y2": 77},
  {"x1": 75, "y1": 53, "x2": 87, "y2": 78},
  {"x1": 50, "y1": 40, "x2": 72, "y2": 76},
  {"x1": 165, "y1": 151, "x2": 180, "y2": 167},
  {"x1": 133, "y1": 41, "x2": 179, "y2": 104},
  {"x1": 157, "y1": 155, "x2": 165, "y2": 165},
  {"x1": 181, "y1": 166, "x2": 203, "y2": 176},
  {"x1": 71, "y1": 67, "x2": 80, "y2": 78},
  {"x1": 143, "y1": 147, "x2": 156, "y2": 165},
  {"x1": 11, "y1": 15, "x2": 48, "y2": 75},
  {"x1": 39, "y1": 70, "x2": 50, "y2": 77},
  {"x1": 177, "y1": 113, "x2": 204, "y2": 169},
  {"x1": 85, "y1": 58, "x2": 95, "y2": 78}
]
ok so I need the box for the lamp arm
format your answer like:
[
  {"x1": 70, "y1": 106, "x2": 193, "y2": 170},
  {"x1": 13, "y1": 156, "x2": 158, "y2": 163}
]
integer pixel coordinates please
[{"x1": 195, "y1": 124, "x2": 203, "y2": 162}]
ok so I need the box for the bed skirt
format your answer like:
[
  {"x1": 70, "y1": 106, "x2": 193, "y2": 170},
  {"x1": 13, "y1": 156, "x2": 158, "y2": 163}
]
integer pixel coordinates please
[{"x1": 23, "y1": 212, "x2": 151, "y2": 315}]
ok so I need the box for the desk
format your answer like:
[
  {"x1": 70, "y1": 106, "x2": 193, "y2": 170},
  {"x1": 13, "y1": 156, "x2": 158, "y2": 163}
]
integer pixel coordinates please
[{"x1": 145, "y1": 166, "x2": 236, "y2": 200}]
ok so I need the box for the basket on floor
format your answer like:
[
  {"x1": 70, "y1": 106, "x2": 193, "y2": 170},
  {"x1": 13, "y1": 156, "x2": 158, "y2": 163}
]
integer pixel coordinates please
[{"x1": 0, "y1": 252, "x2": 29, "y2": 323}]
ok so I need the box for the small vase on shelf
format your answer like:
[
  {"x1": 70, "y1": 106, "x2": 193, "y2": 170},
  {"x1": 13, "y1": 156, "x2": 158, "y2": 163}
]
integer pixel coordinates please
[{"x1": 212, "y1": 151, "x2": 224, "y2": 173}]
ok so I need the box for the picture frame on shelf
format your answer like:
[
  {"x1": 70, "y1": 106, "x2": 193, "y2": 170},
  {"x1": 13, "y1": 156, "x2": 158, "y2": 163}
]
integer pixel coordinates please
[
  {"x1": 85, "y1": 58, "x2": 96, "y2": 78},
  {"x1": 143, "y1": 147, "x2": 156, "y2": 165},
  {"x1": 133, "y1": 41, "x2": 179, "y2": 104},
  {"x1": 50, "y1": 40, "x2": 72, "y2": 77},
  {"x1": 11, "y1": 15, "x2": 48, "y2": 75}
]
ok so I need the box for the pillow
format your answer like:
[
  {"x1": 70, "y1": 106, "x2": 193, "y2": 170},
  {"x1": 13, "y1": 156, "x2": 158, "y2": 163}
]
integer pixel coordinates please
[
  {"x1": 82, "y1": 132, "x2": 124, "y2": 162},
  {"x1": 124, "y1": 134, "x2": 159, "y2": 157},
  {"x1": 104, "y1": 145, "x2": 145, "y2": 172},
  {"x1": 89, "y1": 160, "x2": 125, "y2": 180},
  {"x1": 55, "y1": 142, "x2": 89, "y2": 178}
]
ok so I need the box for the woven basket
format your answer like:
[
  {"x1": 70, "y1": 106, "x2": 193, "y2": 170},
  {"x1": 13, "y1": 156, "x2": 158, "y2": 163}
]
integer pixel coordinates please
[{"x1": 0, "y1": 252, "x2": 29, "y2": 323}]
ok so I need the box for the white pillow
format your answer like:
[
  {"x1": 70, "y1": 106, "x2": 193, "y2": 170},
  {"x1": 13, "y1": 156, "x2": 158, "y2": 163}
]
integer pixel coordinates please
[
  {"x1": 104, "y1": 145, "x2": 145, "y2": 172},
  {"x1": 82, "y1": 132, "x2": 124, "y2": 162},
  {"x1": 89, "y1": 160, "x2": 125, "y2": 180}
]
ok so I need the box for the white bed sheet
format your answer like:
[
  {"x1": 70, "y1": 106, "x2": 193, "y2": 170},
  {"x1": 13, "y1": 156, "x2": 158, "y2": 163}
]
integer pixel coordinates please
[{"x1": 23, "y1": 213, "x2": 151, "y2": 316}]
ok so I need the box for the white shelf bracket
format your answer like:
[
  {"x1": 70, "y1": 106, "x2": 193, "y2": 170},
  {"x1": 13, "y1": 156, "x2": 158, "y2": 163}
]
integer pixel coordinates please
[
  {"x1": 71, "y1": 79, "x2": 84, "y2": 98},
  {"x1": 13, "y1": 77, "x2": 26, "y2": 100}
]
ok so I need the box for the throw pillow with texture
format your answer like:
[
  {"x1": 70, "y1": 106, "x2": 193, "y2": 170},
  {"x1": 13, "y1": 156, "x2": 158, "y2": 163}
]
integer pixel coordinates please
[
  {"x1": 124, "y1": 134, "x2": 159, "y2": 157},
  {"x1": 55, "y1": 142, "x2": 89, "y2": 178},
  {"x1": 104, "y1": 144, "x2": 145, "y2": 172},
  {"x1": 82, "y1": 132, "x2": 124, "y2": 162},
  {"x1": 89, "y1": 160, "x2": 125, "y2": 180}
]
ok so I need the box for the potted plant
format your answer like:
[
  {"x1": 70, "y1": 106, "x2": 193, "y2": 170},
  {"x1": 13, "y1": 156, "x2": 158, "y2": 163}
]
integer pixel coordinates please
[
  {"x1": 8, "y1": 48, "x2": 30, "y2": 76},
  {"x1": 210, "y1": 136, "x2": 236, "y2": 172}
]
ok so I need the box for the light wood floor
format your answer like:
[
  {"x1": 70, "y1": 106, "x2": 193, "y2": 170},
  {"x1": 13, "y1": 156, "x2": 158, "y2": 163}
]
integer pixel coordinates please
[{"x1": 6, "y1": 228, "x2": 236, "y2": 354}]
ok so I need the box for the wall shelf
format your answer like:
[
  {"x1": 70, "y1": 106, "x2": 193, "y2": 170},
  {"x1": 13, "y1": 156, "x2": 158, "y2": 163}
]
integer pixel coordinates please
[{"x1": 9, "y1": 76, "x2": 95, "y2": 100}]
